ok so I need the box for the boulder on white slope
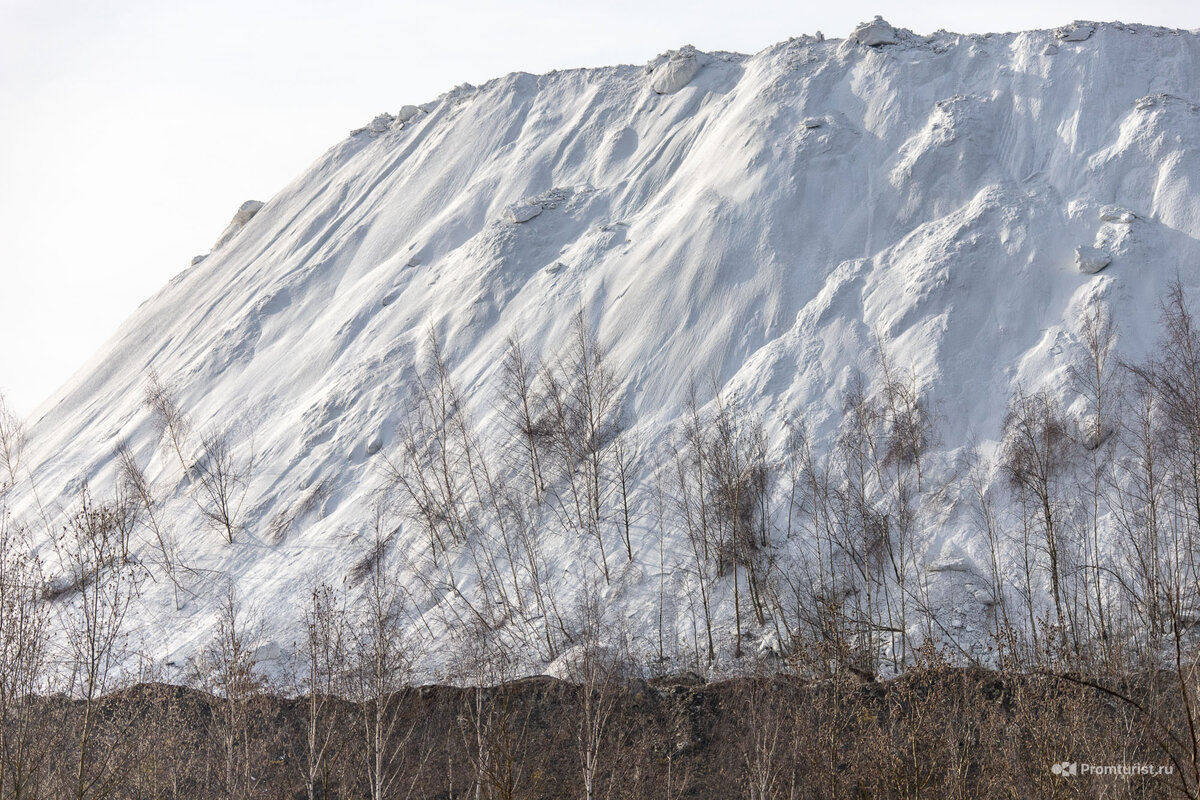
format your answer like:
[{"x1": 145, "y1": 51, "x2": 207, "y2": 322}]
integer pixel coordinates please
[
  {"x1": 927, "y1": 555, "x2": 977, "y2": 575},
  {"x1": 852, "y1": 16, "x2": 899, "y2": 47},
  {"x1": 366, "y1": 114, "x2": 393, "y2": 134},
  {"x1": 1076, "y1": 246, "x2": 1112, "y2": 274},
  {"x1": 212, "y1": 200, "x2": 264, "y2": 250},
  {"x1": 649, "y1": 46, "x2": 703, "y2": 94},
  {"x1": 351, "y1": 113, "x2": 395, "y2": 137},
  {"x1": 1081, "y1": 417, "x2": 1116, "y2": 451},
  {"x1": 1099, "y1": 205, "x2": 1137, "y2": 223},
  {"x1": 505, "y1": 202, "x2": 543, "y2": 223},
  {"x1": 396, "y1": 105, "x2": 424, "y2": 125},
  {"x1": 1058, "y1": 22, "x2": 1096, "y2": 42}
]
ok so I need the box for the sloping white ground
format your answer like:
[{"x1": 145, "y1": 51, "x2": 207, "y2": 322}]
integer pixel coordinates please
[{"x1": 14, "y1": 19, "x2": 1200, "y2": 679}]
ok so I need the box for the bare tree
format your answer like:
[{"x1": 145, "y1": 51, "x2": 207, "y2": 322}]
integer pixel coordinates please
[
  {"x1": 705, "y1": 393, "x2": 769, "y2": 658},
  {"x1": 194, "y1": 426, "x2": 254, "y2": 544},
  {"x1": 144, "y1": 371, "x2": 255, "y2": 544},
  {"x1": 347, "y1": 512, "x2": 426, "y2": 800},
  {"x1": 190, "y1": 585, "x2": 266, "y2": 800},
  {"x1": 298, "y1": 582, "x2": 348, "y2": 800},
  {"x1": 876, "y1": 338, "x2": 935, "y2": 492},
  {"x1": 611, "y1": 427, "x2": 641, "y2": 563},
  {"x1": 500, "y1": 334, "x2": 548, "y2": 501},
  {"x1": 144, "y1": 370, "x2": 192, "y2": 477},
  {"x1": 671, "y1": 387, "x2": 717, "y2": 663},
  {"x1": 1109, "y1": 379, "x2": 1169, "y2": 652},
  {"x1": 1133, "y1": 280, "x2": 1200, "y2": 531},
  {"x1": 455, "y1": 629, "x2": 530, "y2": 800},
  {"x1": 828, "y1": 378, "x2": 891, "y2": 676},
  {"x1": 388, "y1": 328, "x2": 475, "y2": 559},
  {"x1": 0, "y1": 398, "x2": 49, "y2": 798},
  {"x1": 57, "y1": 489, "x2": 142, "y2": 800},
  {"x1": 115, "y1": 443, "x2": 188, "y2": 609},
  {"x1": 0, "y1": 395, "x2": 25, "y2": 492},
  {"x1": 735, "y1": 667, "x2": 792, "y2": 800},
  {"x1": 540, "y1": 312, "x2": 621, "y2": 583},
  {"x1": 1001, "y1": 388, "x2": 1076, "y2": 655},
  {"x1": 1070, "y1": 297, "x2": 1119, "y2": 659},
  {"x1": 963, "y1": 446, "x2": 1017, "y2": 653},
  {"x1": 781, "y1": 418, "x2": 857, "y2": 676},
  {"x1": 0, "y1": 499, "x2": 50, "y2": 799},
  {"x1": 565, "y1": 588, "x2": 629, "y2": 800},
  {"x1": 875, "y1": 341, "x2": 936, "y2": 667}
]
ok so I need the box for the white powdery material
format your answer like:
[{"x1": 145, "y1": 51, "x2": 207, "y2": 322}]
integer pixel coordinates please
[{"x1": 15, "y1": 21, "x2": 1200, "y2": 678}]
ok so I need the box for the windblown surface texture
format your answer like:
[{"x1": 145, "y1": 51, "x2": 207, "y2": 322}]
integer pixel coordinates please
[{"x1": 15, "y1": 20, "x2": 1200, "y2": 676}]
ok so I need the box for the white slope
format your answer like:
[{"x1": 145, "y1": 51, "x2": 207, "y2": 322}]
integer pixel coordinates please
[{"x1": 14, "y1": 19, "x2": 1200, "y2": 678}]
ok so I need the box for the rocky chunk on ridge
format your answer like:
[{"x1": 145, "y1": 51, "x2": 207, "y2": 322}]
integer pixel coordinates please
[
  {"x1": 648, "y1": 46, "x2": 706, "y2": 94},
  {"x1": 212, "y1": 200, "x2": 264, "y2": 251},
  {"x1": 852, "y1": 16, "x2": 900, "y2": 47}
]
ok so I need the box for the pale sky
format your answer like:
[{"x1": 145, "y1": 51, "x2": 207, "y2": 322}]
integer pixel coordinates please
[{"x1": 2, "y1": 0, "x2": 1198, "y2": 417}]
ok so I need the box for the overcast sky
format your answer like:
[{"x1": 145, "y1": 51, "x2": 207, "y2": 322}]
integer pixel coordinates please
[{"x1": 2, "y1": 0, "x2": 1198, "y2": 417}]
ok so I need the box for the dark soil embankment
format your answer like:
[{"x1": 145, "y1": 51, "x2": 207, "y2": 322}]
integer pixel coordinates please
[{"x1": 5, "y1": 667, "x2": 1187, "y2": 798}]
